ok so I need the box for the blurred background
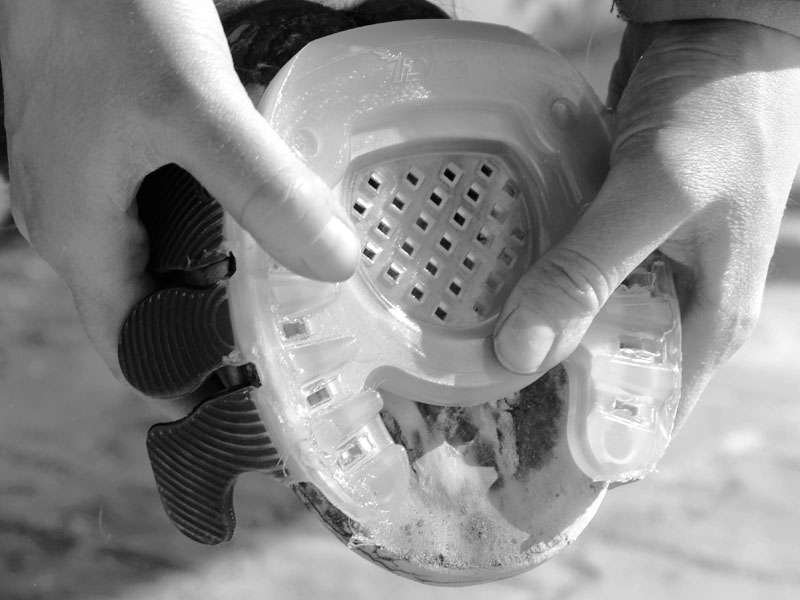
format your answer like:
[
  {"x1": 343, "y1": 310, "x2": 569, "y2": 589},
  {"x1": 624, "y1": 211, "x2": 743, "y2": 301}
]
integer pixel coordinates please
[{"x1": 1, "y1": 1, "x2": 799, "y2": 599}]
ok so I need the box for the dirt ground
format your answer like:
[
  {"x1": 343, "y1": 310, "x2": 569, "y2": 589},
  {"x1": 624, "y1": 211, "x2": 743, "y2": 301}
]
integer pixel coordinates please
[
  {"x1": 3, "y1": 211, "x2": 799, "y2": 600},
  {"x1": 2, "y1": 211, "x2": 799, "y2": 600},
  {"x1": 2, "y1": 5, "x2": 800, "y2": 600}
]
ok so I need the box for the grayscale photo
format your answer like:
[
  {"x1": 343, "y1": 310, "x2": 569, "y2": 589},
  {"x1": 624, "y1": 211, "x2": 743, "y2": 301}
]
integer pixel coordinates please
[{"x1": 1, "y1": 1, "x2": 799, "y2": 599}]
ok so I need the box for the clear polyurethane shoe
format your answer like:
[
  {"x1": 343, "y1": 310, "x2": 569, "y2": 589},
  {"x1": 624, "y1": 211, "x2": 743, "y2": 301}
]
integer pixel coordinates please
[{"x1": 120, "y1": 17, "x2": 681, "y2": 585}]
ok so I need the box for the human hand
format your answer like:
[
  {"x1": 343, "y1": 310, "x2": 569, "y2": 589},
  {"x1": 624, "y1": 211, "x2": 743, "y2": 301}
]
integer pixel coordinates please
[
  {"x1": 0, "y1": 0, "x2": 359, "y2": 377},
  {"x1": 494, "y1": 20, "x2": 800, "y2": 430}
]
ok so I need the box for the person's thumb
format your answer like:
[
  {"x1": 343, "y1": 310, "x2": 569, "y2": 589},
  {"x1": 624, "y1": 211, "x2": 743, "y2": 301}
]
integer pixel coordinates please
[{"x1": 493, "y1": 156, "x2": 690, "y2": 374}]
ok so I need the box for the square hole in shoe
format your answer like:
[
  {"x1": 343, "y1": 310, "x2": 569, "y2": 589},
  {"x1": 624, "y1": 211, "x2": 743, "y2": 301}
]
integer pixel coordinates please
[
  {"x1": 367, "y1": 173, "x2": 382, "y2": 192},
  {"x1": 405, "y1": 168, "x2": 423, "y2": 189},
  {"x1": 462, "y1": 252, "x2": 477, "y2": 272},
  {"x1": 415, "y1": 213, "x2": 431, "y2": 233},
  {"x1": 410, "y1": 285, "x2": 425, "y2": 302},
  {"x1": 451, "y1": 208, "x2": 470, "y2": 230},
  {"x1": 465, "y1": 184, "x2": 483, "y2": 204},
  {"x1": 434, "y1": 305, "x2": 449, "y2": 321},
  {"x1": 438, "y1": 233, "x2": 454, "y2": 253},
  {"x1": 440, "y1": 162, "x2": 462, "y2": 187},
  {"x1": 425, "y1": 259, "x2": 440, "y2": 277},
  {"x1": 362, "y1": 243, "x2": 379, "y2": 263},
  {"x1": 479, "y1": 163, "x2": 494, "y2": 179},
  {"x1": 448, "y1": 279, "x2": 463, "y2": 297},
  {"x1": 429, "y1": 188, "x2": 447, "y2": 210},
  {"x1": 391, "y1": 196, "x2": 407, "y2": 212},
  {"x1": 376, "y1": 219, "x2": 392, "y2": 237},
  {"x1": 401, "y1": 239, "x2": 415, "y2": 257},
  {"x1": 352, "y1": 199, "x2": 369, "y2": 218},
  {"x1": 385, "y1": 263, "x2": 404, "y2": 284}
]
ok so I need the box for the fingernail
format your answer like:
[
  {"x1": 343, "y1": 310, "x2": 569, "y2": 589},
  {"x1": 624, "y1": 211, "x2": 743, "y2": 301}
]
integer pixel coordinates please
[
  {"x1": 493, "y1": 308, "x2": 555, "y2": 374},
  {"x1": 303, "y1": 217, "x2": 360, "y2": 282},
  {"x1": 608, "y1": 477, "x2": 643, "y2": 490}
]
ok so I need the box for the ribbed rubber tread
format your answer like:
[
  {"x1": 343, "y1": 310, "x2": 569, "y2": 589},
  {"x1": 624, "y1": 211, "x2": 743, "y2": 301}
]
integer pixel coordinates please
[
  {"x1": 147, "y1": 387, "x2": 284, "y2": 544},
  {"x1": 119, "y1": 285, "x2": 235, "y2": 398},
  {"x1": 137, "y1": 164, "x2": 230, "y2": 279}
]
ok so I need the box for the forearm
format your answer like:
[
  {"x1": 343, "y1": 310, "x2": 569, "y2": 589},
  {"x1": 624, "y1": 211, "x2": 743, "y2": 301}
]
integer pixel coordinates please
[
  {"x1": 615, "y1": 0, "x2": 800, "y2": 38},
  {"x1": 214, "y1": 0, "x2": 365, "y2": 19}
]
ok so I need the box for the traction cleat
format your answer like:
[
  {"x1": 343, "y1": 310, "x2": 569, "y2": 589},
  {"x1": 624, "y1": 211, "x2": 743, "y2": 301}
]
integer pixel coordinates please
[
  {"x1": 147, "y1": 386, "x2": 284, "y2": 544},
  {"x1": 137, "y1": 164, "x2": 233, "y2": 286},
  {"x1": 119, "y1": 285, "x2": 236, "y2": 398}
]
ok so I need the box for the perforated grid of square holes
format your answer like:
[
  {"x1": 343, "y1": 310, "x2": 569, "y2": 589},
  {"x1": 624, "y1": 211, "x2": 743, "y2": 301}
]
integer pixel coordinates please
[{"x1": 349, "y1": 153, "x2": 534, "y2": 328}]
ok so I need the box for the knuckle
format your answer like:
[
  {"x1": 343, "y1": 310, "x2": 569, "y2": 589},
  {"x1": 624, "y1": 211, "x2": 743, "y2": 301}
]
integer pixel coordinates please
[
  {"x1": 718, "y1": 305, "x2": 760, "y2": 357},
  {"x1": 134, "y1": 69, "x2": 195, "y2": 122},
  {"x1": 696, "y1": 290, "x2": 761, "y2": 361},
  {"x1": 530, "y1": 246, "x2": 614, "y2": 318},
  {"x1": 135, "y1": 69, "x2": 232, "y2": 136},
  {"x1": 237, "y1": 169, "x2": 309, "y2": 245},
  {"x1": 239, "y1": 168, "x2": 291, "y2": 223}
]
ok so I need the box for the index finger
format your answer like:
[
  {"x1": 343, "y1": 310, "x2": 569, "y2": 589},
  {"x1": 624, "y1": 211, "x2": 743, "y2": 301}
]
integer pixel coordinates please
[{"x1": 155, "y1": 65, "x2": 359, "y2": 282}]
